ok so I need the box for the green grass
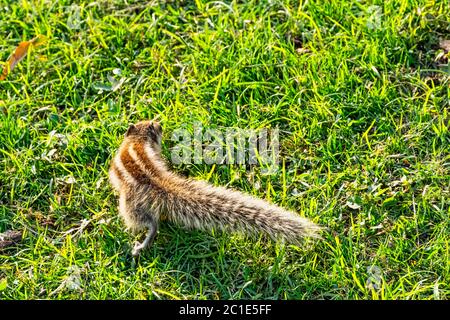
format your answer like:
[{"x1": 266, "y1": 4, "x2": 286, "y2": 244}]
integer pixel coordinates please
[{"x1": 0, "y1": 0, "x2": 449, "y2": 300}]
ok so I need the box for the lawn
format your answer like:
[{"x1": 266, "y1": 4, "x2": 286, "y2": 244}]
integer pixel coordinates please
[{"x1": 0, "y1": 0, "x2": 449, "y2": 299}]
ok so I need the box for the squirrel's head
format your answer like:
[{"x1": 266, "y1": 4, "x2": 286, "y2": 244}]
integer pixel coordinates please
[{"x1": 125, "y1": 120, "x2": 162, "y2": 151}]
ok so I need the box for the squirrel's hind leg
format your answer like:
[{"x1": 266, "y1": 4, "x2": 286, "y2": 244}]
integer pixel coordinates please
[
  {"x1": 118, "y1": 192, "x2": 159, "y2": 256},
  {"x1": 132, "y1": 217, "x2": 157, "y2": 256}
]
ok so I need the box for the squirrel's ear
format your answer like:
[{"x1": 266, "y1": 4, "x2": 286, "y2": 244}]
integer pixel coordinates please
[
  {"x1": 125, "y1": 124, "x2": 137, "y2": 137},
  {"x1": 152, "y1": 121, "x2": 162, "y2": 134}
]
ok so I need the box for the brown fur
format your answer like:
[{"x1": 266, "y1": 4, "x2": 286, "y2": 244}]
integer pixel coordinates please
[{"x1": 109, "y1": 120, "x2": 322, "y2": 256}]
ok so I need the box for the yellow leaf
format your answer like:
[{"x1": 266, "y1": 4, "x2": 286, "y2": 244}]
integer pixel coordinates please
[{"x1": 0, "y1": 35, "x2": 48, "y2": 80}]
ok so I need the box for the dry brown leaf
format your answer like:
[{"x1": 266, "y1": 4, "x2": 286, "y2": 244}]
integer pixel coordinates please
[
  {"x1": 0, "y1": 230, "x2": 22, "y2": 249},
  {"x1": 0, "y1": 35, "x2": 47, "y2": 81},
  {"x1": 296, "y1": 47, "x2": 312, "y2": 55}
]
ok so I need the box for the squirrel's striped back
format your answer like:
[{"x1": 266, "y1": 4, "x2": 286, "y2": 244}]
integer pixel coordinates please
[{"x1": 109, "y1": 121, "x2": 322, "y2": 255}]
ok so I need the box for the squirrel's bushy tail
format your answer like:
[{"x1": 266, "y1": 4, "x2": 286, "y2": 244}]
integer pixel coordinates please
[{"x1": 164, "y1": 180, "x2": 322, "y2": 243}]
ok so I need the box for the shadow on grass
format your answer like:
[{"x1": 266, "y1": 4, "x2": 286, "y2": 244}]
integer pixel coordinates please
[{"x1": 105, "y1": 223, "x2": 327, "y2": 299}]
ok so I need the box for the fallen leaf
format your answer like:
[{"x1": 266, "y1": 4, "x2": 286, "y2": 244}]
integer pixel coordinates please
[
  {"x1": 0, "y1": 230, "x2": 22, "y2": 249},
  {"x1": 49, "y1": 265, "x2": 84, "y2": 296},
  {"x1": 107, "y1": 74, "x2": 125, "y2": 91},
  {"x1": 93, "y1": 73, "x2": 126, "y2": 93},
  {"x1": 296, "y1": 47, "x2": 311, "y2": 54},
  {"x1": 0, "y1": 35, "x2": 48, "y2": 80},
  {"x1": 346, "y1": 201, "x2": 361, "y2": 210}
]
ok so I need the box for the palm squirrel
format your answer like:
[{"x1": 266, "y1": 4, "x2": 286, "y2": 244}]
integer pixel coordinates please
[{"x1": 109, "y1": 120, "x2": 322, "y2": 256}]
